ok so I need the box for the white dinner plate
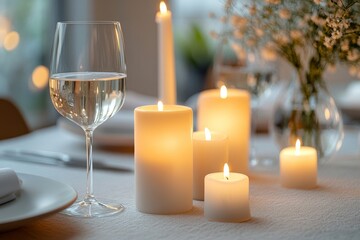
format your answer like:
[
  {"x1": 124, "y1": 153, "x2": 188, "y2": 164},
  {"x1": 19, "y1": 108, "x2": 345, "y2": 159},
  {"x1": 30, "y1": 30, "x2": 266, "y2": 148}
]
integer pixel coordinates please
[
  {"x1": 57, "y1": 110, "x2": 134, "y2": 147},
  {"x1": 0, "y1": 173, "x2": 77, "y2": 232}
]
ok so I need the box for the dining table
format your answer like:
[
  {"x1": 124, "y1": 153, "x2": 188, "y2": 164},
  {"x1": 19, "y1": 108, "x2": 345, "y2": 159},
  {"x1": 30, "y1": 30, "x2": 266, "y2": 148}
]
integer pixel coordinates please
[{"x1": 0, "y1": 122, "x2": 359, "y2": 240}]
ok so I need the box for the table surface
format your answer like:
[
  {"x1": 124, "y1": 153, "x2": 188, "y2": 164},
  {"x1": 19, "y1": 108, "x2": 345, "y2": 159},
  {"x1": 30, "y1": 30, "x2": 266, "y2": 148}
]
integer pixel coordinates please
[{"x1": 0, "y1": 125, "x2": 359, "y2": 240}]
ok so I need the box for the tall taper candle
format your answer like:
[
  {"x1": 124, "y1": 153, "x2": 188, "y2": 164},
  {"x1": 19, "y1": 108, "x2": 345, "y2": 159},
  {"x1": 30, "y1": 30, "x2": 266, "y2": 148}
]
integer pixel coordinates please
[{"x1": 155, "y1": 1, "x2": 176, "y2": 104}]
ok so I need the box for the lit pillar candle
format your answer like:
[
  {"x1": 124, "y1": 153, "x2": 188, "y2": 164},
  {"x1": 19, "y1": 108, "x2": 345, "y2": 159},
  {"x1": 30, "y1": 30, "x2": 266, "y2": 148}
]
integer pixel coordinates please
[
  {"x1": 198, "y1": 86, "x2": 250, "y2": 173},
  {"x1": 204, "y1": 163, "x2": 251, "y2": 222},
  {"x1": 193, "y1": 128, "x2": 228, "y2": 201},
  {"x1": 280, "y1": 139, "x2": 317, "y2": 189},
  {"x1": 155, "y1": 1, "x2": 176, "y2": 104},
  {"x1": 135, "y1": 101, "x2": 193, "y2": 214}
]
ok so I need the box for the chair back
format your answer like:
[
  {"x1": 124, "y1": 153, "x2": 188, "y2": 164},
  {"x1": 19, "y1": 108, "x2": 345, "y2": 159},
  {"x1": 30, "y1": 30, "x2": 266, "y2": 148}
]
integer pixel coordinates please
[{"x1": 0, "y1": 98, "x2": 30, "y2": 140}]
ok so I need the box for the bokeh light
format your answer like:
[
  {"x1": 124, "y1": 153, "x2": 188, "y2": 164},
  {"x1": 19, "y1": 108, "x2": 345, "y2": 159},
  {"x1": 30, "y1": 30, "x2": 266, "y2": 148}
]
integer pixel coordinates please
[
  {"x1": 0, "y1": 16, "x2": 11, "y2": 46},
  {"x1": 3, "y1": 31, "x2": 20, "y2": 51},
  {"x1": 32, "y1": 65, "x2": 49, "y2": 89}
]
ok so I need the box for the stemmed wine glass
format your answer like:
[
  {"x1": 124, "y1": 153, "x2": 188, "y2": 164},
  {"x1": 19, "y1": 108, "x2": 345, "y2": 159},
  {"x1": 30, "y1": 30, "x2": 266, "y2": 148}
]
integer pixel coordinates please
[{"x1": 49, "y1": 21, "x2": 126, "y2": 217}]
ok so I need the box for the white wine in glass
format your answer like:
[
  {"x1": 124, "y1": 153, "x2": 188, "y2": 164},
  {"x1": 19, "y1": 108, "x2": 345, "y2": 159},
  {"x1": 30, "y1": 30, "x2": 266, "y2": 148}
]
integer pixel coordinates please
[
  {"x1": 49, "y1": 22, "x2": 126, "y2": 217},
  {"x1": 50, "y1": 72, "x2": 125, "y2": 129}
]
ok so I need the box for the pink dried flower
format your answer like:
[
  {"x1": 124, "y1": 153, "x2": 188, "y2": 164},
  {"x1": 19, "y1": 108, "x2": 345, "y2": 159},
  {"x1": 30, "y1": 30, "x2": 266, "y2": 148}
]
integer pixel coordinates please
[
  {"x1": 249, "y1": 5, "x2": 257, "y2": 16},
  {"x1": 279, "y1": 8, "x2": 291, "y2": 20},
  {"x1": 209, "y1": 31, "x2": 219, "y2": 39},
  {"x1": 230, "y1": 16, "x2": 247, "y2": 29},
  {"x1": 349, "y1": 65, "x2": 357, "y2": 76},
  {"x1": 273, "y1": 33, "x2": 290, "y2": 45},
  {"x1": 255, "y1": 28, "x2": 264, "y2": 37},
  {"x1": 265, "y1": 0, "x2": 280, "y2": 4},
  {"x1": 261, "y1": 47, "x2": 277, "y2": 61},
  {"x1": 231, "y1": 43, "x2": 247, "y2": 59},
  {"x1": 347, "y1": 49, "x2": 360, "y2": 62},
  {"x1": 233, "y1": 29, "x2": 244, "y2": 39},
  {"x1": 290, "y1": 30, "x2": 303, "y2": 41}
]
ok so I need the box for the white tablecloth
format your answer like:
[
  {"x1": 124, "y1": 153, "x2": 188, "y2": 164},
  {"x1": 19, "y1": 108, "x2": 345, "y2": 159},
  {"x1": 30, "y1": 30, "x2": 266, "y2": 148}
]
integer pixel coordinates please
[{"x1": 0, "y1": 126, "x2": 359, "y2": 239}]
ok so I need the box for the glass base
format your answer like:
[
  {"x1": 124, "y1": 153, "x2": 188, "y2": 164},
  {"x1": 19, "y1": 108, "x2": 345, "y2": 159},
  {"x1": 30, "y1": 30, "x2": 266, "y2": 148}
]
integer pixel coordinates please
[
  {"x1": 61, "y1": 197, "x2": 124, "y2": 218},
  {"x1": 250, "y1": 157, "x2": 276, "y2": 167}
]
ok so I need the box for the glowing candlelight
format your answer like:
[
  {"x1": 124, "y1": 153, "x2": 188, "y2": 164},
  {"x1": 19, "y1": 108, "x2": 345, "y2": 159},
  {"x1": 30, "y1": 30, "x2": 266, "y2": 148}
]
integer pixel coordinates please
[
  {"x1": 198, "y1": 87, "x2": 250, "y2": 173},
  {"x1": 157, "y1": 101, "x2": 164, "y2": 111},
  {"x1": 193, "y1": 128, "x2": 228, "y2": 200},
  {"x1": 220, "y1": 85, "x2": 227, "y2": 99},
  {"x1": 280, "y1": 139, "x2": 317, "y2": 189},
  {"x1": 156, "y1": 1, "x2": 176, "y2": 104},
  {"x1": 204, "y1": 128, "x2": 211, "y2": 141},
  {"x1": 160, "y1": 1, "x2": 167, "y2": 13},
  {"x1": 135, "y1": 103, "x2": 193, "y2": 214},
  {"x1": 205, "y1": 163, "x2": 251, "y2": 222},
  {"x1": 224, "y1": 163, "x2": 229, "y2": 180},
  {"x1": 295, "y1": 139, "x2": 301, "y2": 156}
]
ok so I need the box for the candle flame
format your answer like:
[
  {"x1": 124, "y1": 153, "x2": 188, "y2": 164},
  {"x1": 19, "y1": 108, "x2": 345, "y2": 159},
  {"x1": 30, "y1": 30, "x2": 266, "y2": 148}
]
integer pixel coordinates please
[
  {"x1": 295, "y1": 139, "x2": 301, "y2": 155},
  {"x1": 205, "y1": 128, "x2": 211, "y2": 141},
  {"x1": 4, "y1": 31, "x2": 20, "y2": 51},
  {"x1": 220, "y1": 85, "x2": 227, "y2": 99},
  {"x1": 160, "y1": 1, "x2": 167, "y2": 13},
  {"x1": 157, "y1": 101, "x2": 164, "y2": 111},
  {"x1": 224, "y1": 163, "x2": 230, "y2": 180}
]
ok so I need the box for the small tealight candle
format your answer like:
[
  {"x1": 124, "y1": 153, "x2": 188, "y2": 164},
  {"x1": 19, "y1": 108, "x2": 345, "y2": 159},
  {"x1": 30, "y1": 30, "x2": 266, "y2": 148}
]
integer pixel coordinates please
[
  {"x1": 204, "y1": 163, "x2": 251, "y2": 222},
  {"x1": 280, "y1": 139, "x2": 317, "y2": 189},
  {"x1": 193, "y1": 128, "x2": 228, "y2": 200}
]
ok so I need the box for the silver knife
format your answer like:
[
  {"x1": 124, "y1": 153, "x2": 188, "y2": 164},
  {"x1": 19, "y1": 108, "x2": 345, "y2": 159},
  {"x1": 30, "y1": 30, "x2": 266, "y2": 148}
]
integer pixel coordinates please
[{"x1": 0, "y1": 149, "x2": 132, "y2": 172}]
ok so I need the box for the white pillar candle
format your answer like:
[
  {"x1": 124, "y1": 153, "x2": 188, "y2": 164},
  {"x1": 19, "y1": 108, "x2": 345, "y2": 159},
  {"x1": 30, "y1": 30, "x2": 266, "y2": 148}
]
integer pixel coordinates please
[
  {"x1": 135, "y1": 101, "x2": 193, "y2": 214},
  {"x1": 280, "y1": 139, "x2": 317, "y2": 189},
  {"x1": 204, "y1": 163, "x2": 251, "y2": 222},
  {"x1": 155, "y1": 1, "x2": 176, "y2": 104},
  {"x1": 198, "y1": 86, "x2": 250, "y2": 173},
  {"x1": 193, "y1": 128, "x2": 228, "y2": 201}
]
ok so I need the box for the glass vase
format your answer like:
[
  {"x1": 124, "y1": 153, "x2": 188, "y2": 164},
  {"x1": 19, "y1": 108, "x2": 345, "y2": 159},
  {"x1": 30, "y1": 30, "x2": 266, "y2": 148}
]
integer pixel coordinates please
[{"x1": 271, "y1": 74, "x2": 344, "y2": 163}]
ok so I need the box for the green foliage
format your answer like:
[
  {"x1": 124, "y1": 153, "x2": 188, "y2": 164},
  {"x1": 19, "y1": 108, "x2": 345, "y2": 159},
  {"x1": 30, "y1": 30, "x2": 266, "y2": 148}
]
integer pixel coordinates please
[{"x1": 177, "y1": 24, "x2": 213, "y2": 74}]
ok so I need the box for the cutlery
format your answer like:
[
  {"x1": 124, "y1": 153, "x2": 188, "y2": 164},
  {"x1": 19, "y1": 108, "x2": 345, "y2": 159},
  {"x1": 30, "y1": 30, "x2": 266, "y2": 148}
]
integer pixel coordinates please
[{"x1": 0, "y1": 149, "x2": 132, "y2": 172}]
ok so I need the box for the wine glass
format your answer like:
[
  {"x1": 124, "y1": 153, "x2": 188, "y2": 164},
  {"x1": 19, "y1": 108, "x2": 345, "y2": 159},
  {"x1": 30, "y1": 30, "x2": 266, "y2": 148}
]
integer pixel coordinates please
[{"x1": 49, "y1": 21, "x2": 126, "y2": 217}]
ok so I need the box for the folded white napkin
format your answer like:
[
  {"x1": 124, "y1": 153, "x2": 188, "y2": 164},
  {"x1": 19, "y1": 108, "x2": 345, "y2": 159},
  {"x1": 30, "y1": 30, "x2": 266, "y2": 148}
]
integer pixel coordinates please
[{"x1": 0, "y1": 168, "x2": 21, "y2": 205}]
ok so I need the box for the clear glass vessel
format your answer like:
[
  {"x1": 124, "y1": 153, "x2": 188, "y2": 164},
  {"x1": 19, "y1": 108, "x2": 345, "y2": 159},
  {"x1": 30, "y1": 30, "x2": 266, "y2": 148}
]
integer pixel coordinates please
[
  {"x1": 49, "y1": 21, "x2": 126, "y2": 217},
  {"x1": 271, "y1": 74, "x2": 343, "y2": 163}
]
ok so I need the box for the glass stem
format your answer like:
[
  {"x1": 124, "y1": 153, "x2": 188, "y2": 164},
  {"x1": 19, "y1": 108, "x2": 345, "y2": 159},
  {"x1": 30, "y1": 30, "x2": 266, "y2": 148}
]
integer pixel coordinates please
[
  {"x1": 250, "y1": 98, "x2": 258, "y2": 161},
  {"x1": 85, "y1": 129, "x2": 94, "y2": 202}
]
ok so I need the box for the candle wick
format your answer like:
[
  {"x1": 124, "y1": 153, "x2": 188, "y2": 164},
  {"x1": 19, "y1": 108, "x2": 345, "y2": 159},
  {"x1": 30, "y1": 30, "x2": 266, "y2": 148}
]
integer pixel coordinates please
[{"x1": 226, "y1": 176, "x2": 229, "y2": 180}]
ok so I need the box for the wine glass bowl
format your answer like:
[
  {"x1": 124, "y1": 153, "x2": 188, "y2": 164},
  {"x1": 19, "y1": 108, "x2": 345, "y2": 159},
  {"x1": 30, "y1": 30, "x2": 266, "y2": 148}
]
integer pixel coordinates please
[
  {"x1": 49, "y1": 21, "x2": 126, "y2": 217},
  {"x1": 49, "y1": 72, "x2": 125, "y2": 130}
]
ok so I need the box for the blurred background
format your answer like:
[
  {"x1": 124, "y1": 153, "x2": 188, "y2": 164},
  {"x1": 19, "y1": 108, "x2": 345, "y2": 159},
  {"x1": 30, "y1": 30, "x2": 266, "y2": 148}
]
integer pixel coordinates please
[{"x1": 0, "y1": 0, "x2": 357, "y2": 130}]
